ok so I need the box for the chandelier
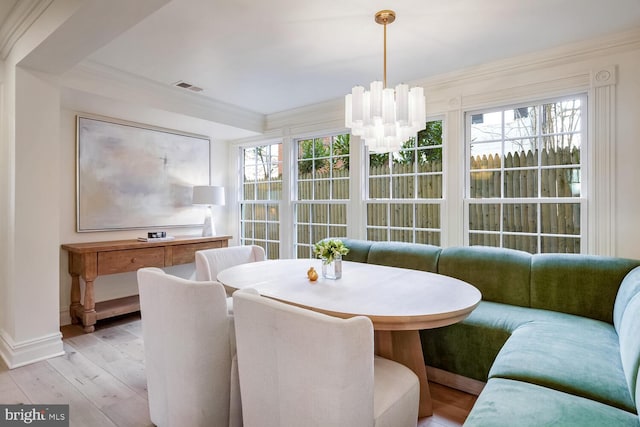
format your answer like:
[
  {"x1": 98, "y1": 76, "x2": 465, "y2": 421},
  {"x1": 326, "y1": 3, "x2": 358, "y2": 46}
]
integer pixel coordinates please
[{"x1": 345, "y1": 10, "x2": 426, "y2": 153}]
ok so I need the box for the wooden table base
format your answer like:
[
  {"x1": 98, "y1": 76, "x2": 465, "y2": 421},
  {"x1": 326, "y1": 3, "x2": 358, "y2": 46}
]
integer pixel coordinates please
[{"x1": 375, "y1": 330, "x2": 433, "y2": 418}]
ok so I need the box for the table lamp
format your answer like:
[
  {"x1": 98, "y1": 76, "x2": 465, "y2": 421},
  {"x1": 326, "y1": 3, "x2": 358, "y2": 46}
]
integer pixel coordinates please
[{"x1": 192, "y1": 185, "x2": 225, "y2": 236}]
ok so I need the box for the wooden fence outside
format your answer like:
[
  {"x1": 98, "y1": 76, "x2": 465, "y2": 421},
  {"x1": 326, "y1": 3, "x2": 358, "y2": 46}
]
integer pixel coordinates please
[
  {"x1": 243, "y1": 146, "x2": 581, "y2": 255},
  {"x1": 468, "y1": 147, "x2": 580, "y2": 253}
]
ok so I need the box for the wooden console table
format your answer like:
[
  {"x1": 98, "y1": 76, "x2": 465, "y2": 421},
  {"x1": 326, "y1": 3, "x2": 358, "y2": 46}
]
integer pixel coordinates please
[{"x1": 62, "y1": 235, "x2": 231, "y2": 332}]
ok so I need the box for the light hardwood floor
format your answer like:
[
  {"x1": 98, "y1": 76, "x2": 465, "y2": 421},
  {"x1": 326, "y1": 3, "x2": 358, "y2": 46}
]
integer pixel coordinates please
[{"x1": 0, "y1": 314, "x2": 476, "y2": 427}]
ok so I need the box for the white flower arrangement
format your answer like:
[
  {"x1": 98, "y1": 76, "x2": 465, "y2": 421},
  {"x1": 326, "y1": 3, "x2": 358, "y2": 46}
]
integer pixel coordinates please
[{"x1": 313, "y1": 239, "x2": 349, "y2": 264}]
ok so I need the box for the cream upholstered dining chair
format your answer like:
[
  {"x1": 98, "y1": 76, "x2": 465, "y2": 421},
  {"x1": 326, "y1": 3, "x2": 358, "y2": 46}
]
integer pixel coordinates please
[
  {"x1": 233, "y1": 288, "x2": 420, "y2": 427},
  {"x1": 137, "y1": 267, "x2": 242, "y2": 427},
  {"x1": 195, "y1": 245, "x2": 265, "y2": 282}
]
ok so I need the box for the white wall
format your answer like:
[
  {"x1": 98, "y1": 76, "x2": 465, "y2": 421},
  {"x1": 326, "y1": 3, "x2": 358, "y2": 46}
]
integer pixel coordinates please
[
  {"x1": 57, "y1": 90, "x2": 233, "y2": 324},
  {"x1": 14, "y1": 67, "x2": 62, "y2": 338},
  {"x1": 612, "y1": 48, "x2": 640, "y2": 258},
  {"x1": 0, "y1": 59, "x2": 13, "y2": 344}
]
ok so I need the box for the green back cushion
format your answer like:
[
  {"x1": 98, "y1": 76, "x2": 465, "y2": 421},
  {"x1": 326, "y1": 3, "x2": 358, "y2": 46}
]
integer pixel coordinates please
[
  {"x1": 339, "y1": 238, "x2": 373, "y2": 263},
  {"x1": 614, "y1": 266, "x2": 640, "y2": 331},
  {"x1": 614, "y1": 266, "x2": 640, "y2": 407},
  {"x1": 530, "y1": 254, "x2": 640, "y2": 323},
  {"x1": 637, "y1": 369, "x2": 640, "y2": 415},
  {"x1": 438, "y1": 246, "x2": 532, "y2": 306},
  {"x1": 618, "y1": 293, "x2": 640, "y2": 407},
  {"x1": 367, "y1": 241, "x2": 441, "y2": 272}
]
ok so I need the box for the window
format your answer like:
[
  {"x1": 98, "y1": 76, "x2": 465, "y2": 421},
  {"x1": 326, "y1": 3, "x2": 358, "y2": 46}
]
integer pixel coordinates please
[
  {"x1": 466, "y1": 96, "x2": 585, "y2": 253},
  {"x1": 366, "y1": 120, "x2": 443, "y2": 244},
  {"x1": 294, "y1": 134, "x2": 349, "y2": 258},
  {"x1": 240, "y1": 143, "x2": 282, "y2": 259}
]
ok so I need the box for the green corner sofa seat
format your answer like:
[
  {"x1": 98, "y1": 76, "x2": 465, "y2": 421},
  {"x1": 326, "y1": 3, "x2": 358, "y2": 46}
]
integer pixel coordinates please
[
  {"x1": 339, "y1": 238, "x2": 640, "y2": 426},
  {"x1": 464, "y1": 378, "x2": 640, "y2": 427}
]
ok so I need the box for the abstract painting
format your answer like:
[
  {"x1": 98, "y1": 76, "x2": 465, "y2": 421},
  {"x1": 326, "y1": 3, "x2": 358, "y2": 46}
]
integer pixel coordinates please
[{"x1": 76, "y1": 115, "x2": 210, "y2": 231}]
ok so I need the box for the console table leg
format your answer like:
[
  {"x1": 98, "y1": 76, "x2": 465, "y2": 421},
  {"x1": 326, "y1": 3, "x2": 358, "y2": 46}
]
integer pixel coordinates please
[
  {"x1": 375, "y1": 330, "x2": 433, "y2": 418},
  {"x1": 81, "y1": 279, "x2": 97, "y2": 333},
  {"x1": 69, "y1": 274, "x2": 81, "y2": 324}
]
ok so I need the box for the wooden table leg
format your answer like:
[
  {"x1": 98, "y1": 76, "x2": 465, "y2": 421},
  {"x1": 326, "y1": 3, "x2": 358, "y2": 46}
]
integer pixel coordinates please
[
  {"x1": 375, "y1": 330, "x2": 433, "y2": 418},
  {"x1": 81, "y1": 278, "x2": 97, "y2": 333},
  {"x1": 69, "y1": 274, "x2": 82, "y2": 324},
  {"x1": 79, "y1": 253, "x2": 98, "y2": 333}
]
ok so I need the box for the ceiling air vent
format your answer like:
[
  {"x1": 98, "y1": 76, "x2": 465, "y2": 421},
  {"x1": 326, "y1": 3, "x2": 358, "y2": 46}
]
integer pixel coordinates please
[{"x1": 173, "y1": 80, "x2": 203, "y2": 92}]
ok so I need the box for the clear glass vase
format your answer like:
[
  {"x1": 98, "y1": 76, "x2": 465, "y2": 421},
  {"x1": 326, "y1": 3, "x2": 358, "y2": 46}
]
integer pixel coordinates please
[{"x1": 322, "y1": 254, "x2": 342, "y2": 279}]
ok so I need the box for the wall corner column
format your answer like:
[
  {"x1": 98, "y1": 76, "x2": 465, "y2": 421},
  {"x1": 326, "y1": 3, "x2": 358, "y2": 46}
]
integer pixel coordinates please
[
  {"x1": 589, "y1": 65, "x2": 617, "y2": 256},
  {"x1": 0, "y1": 66, "x2": 64, "y2": 368}
]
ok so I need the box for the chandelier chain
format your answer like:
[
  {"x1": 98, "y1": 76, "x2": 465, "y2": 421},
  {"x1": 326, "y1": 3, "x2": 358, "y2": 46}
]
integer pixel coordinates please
[
  {"x1": 375, "y1": 10, "x2": 395, "y2": 88},
  {"x1": 383, "y1": 20, "x2": 387, "y2": 88}
]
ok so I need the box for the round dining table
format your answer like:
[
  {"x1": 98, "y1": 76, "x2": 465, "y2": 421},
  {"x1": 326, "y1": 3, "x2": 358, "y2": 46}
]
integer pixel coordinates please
[{"x1": 217, "y1": 258, "x2": 481, "y2": 418}]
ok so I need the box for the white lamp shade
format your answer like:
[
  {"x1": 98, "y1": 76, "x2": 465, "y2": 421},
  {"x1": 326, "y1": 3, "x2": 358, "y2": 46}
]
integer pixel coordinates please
[{"x1": 192, "y1": 186, "x2": 225, "y2": 206}]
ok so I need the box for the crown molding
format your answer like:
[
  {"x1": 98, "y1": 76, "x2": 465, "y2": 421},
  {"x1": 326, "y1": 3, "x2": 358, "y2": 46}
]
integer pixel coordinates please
[
  {"x1": 65, "y1": 60, "x2": 265, "y2": 133},
  {"x1": 265, "y1": 97, "x2": 343, "y2": 133},
  {"x1": 232, "y1": 97, "x2": 347, "y2": 144},
  {"x1": 0, "y1": 0, "x2": 53, "y2": 60},
  {"x1": 414, "y1": 27, "x2": 640, "y2": 91}
]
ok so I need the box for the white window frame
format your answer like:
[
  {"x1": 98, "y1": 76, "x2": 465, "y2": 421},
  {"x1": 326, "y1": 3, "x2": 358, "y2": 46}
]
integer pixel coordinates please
[
  {"x1": 463, "y1": 95, "x2": 588, "y2": 253},
  {"x1": 238, "y1": 142, "x2": 283, "y2": 259}
]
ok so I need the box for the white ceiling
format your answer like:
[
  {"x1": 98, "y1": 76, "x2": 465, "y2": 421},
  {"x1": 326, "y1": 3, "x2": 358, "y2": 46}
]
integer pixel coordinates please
[
  {"x1": 57, "y1": 0, "x2": 640, "y2": 117},
  {"x1": 85, "y1": 0, "x2": 640, "y2": 116}
]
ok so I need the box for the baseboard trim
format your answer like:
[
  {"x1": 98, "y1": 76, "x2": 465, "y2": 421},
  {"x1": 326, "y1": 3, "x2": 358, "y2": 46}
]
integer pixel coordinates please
[
  {"x1": 0, "y1": 329, "x2": 64, "y2": 369},
  {"x1": 427, "y1": 365, "x2": 486, "y2": 396}
]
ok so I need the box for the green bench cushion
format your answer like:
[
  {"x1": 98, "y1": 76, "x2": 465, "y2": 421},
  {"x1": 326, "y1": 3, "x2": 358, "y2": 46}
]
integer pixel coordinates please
[
  {"x1": 438, "y1": 246, "x2": 531, "y2": 307},
  {"x1": 614, "y1": 266, "x2": 640, "y2": 331},
  {"x1": 619, "y1": 293, "x2": 640, "y2": 407},
  {"x1": 615, "y1": 266, "x2": 640, "y2": 409},
  {"x1": 366, "y1": 241, "x2": 441, "y2": 272},
  {"x1": 464, "y1": 378, "x2": 640, "y2": 427},
  {"x1": 421, "y1": 316, "x2": 509, "y2": 381},
  {"x1": 422, "y1": 301, "x2": 532, "y2": 381},
  {"x1": 488, "y1": 319, "x2": 635, "y2": 413},
  {"x1": 530, "y1": 254, "x2": 640, "y2": 323},
  {"x1": 339, "y1": 238, "x2": 373, "y2": 263},
  {"x1": 422, "y1": 301, "x2": 594, "y2": 382}
]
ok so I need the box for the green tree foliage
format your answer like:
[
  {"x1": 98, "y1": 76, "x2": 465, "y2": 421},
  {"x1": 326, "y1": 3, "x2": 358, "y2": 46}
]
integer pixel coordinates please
[
  {"x1": 298, "y1": 138, "x2": 329, "y2": 174},
  {"x1": 395, "y1": 121, "x2": 443, "y2": 164},
  {"x1": 296, "y1": 121, "x2": 443, "y2": 174},
  {"x1": 367, "y1": 121, "x2": 443, "y2": 167},
  {"x1": 369, "y1": 152, "x2": 389, "y2": 168},
  {"x1": 332, "y1": 134, "x2": 350, "y2": 170}
]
